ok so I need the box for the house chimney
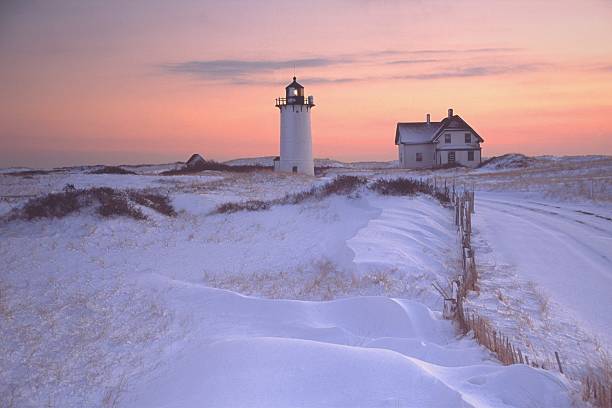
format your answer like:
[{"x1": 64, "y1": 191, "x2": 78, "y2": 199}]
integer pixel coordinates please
[
  {"x1": 426, "y1": 113, "x2": 431, "y2": 124},
  {"x1": 448, "y1": 108, "x2": 454, "y2": 118}
]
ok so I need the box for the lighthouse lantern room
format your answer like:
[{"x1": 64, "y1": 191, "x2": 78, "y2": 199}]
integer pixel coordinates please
[{"x1": 274, "y1": 77, "x2": 315, "y2": 176}]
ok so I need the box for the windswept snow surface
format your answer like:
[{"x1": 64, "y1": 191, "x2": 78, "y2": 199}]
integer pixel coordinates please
[
  {"x1": 126, "y1": 284, "x2": 570, "y2": 408},
  {"x1": 0, "y1": 170, "x2": 573, "y2": 407}
]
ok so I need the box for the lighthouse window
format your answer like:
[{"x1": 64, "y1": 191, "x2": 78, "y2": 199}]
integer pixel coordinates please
[{"x1": 289, "y1": 87, "x2": 298, "y2": 96}]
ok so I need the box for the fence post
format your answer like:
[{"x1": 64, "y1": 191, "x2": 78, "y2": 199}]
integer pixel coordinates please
[{"x1": 555, "y1": 351, "x2": 564, "y2": 374}]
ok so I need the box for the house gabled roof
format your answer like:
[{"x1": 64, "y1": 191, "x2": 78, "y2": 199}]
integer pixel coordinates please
[
  {"x1": 395, "y1": 114, "x2": 484, "y2": 145},
  {"x1": 431, "y1": 115, "x2": 484, "y2": 143},
  {"x1": 395, "y1": 122, "x2": 443, "y2": 145}
]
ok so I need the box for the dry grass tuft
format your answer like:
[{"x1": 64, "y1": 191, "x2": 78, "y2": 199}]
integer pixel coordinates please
[{"x1": 0, "y1": 277, "x2": 174, "y2": 407}]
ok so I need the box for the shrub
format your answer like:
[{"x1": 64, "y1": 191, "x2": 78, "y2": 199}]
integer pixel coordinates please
[
  {"x1": 212, "y1": 175, "x2": 367, "y2": 214},
  {"x1": 369, "y1": 178, "x2": 426, "y2": 196},
  {"x1": 8, "y1": 186, "x2": 175, "y2": 221},
  {"x1": 279, "y1": 175, "x2": 366, "y2": 204},
  {"x1": 369, "y1": 177, "x2": 451, "y2": 204},
  {"x1": 433, "y1": 190, "x2": 451, "y2": 205},
  {"x1": 90, "y1": 166, "x2": 137, "y2": 175},
  {"x1": 5, "y1": 170, "x2": 51, "y2": 176},
  {"x1": 91, "y1": 188, "x2": 146, "y2": 220},
  {"x1": 129, "y1": 192, "x2": 177, "y2": 216},
  {"x1": 161, "y1": 160, "x2": 272, "y2": 175},
  {"x1": 314, "y1": 166, "x2": 334, "y2": 176},
  {"x1": 434, "y1": 162, "x2": 465, "y2": 170},
  {"x1": 318, "y1": 175, "x2": 367, "y2": 197},
  {"x1": 21, "y1": 190, "x2": 82, "y2": 220},
  {"x1": 214, "y1": 200, "x2": 271, "y2": 214}
]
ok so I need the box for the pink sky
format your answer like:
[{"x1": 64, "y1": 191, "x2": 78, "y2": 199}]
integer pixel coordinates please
[{"x1": 1, "y1": 0, "x2": 612, "y2": 167}]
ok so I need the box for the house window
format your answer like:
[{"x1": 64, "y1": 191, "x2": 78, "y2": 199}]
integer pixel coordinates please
[
  {"x1": 468, "y1": 151, "x2": 474, "y2": 161},
  {"x1": 445, "y1": 133, "x2": 451, "y2": 143},
  {"x1": 465, "y1": 133, "x2": 471, "y2": 143},
  {"x1": 416, "y1": 152, "x2": 423, "y2": 162},
  {"x1": 448, "y1": 151, "x2": 455, "y2": 163}
]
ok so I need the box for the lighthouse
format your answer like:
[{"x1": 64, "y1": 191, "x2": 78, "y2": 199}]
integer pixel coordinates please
[{"x1": 274, "y1": 77, "x2": 315, "y2": 176}]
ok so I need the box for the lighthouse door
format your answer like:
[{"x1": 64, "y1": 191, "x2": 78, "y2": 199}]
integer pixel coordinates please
[{"x1": 292, "y1": 166, "x2": 298, "y2": 173}]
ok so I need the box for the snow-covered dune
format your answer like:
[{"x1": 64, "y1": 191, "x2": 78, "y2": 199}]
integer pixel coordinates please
[{"x1": 126, "y1": 282, "x2": 570, "y2": 408}]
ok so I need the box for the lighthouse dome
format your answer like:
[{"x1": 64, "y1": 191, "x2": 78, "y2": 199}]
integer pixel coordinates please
[
  {"x1": 285, "y1": 76, "x2": 305, "y2": 102},
  {"x1": 285, "y1": 76, "x2": 304, "y2": 90}
]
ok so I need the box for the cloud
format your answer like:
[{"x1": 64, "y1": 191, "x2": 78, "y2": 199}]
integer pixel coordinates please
[
  {"x1": 280, "y1": 64, "x2": 540, "y2": 84},
  {"x1": 161, "y1": 48, "x2": 533, "y2": 84},
  {"x1": 404, "y1": 47, "x2": 522, "y2": 55},
  {"x1": 299, "y1": 76, "x2": 364, "y2": 84},
  {"x1": 162, "y1": 58, "x2": 351, "y2": 79},
  {"x1": 395, "y1": 64, "x2": 542, "y2": 80},
  {"x1": 386, "y1": 59, "x2": 442, "y2": 65}
]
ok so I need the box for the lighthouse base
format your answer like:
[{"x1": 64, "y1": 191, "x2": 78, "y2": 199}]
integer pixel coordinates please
[{"x1": 275, "y1": 159, "x2": 314, "y2": 176}]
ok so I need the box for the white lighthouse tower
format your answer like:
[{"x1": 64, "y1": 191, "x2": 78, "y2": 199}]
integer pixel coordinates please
[{"x1": 274, "y1": 77, "x2": 315, "y2": 176}]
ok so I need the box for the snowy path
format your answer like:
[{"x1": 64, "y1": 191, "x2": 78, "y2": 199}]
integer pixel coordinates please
[{"x1": 474, "y1": 192, "x2": 612, "y2": 347}]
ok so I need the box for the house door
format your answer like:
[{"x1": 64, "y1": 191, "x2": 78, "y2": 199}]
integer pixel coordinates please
[
  {"x1": 292, "y1": 166, "x2": 298, "y2": 173},
  {"x1": 448, "y1": 151, "x2": 455, "y2": 163}
]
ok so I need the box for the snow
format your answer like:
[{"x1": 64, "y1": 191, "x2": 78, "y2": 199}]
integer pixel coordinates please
[
  {"x1": 478, "y1": 153, "x2": 537, "y2": 170},
  {"x1": 347, "y1": 195, "x2": 456, "y2": 306},
  {"x1": 467, "y1": 191, "x2": 612, "y2": 378},
  {"x1": 0, "y1": 164, "x2": 595, "y2": 407},
  {"x1": 476, "y1": 193, "x2": 611, "y2": 342},
  {"x1": 125, "y1": 283, "x2": 569, "y2": 408}
]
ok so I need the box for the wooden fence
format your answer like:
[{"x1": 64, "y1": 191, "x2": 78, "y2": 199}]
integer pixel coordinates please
[{"x1": 430, "y1": 183, "x2": 610, "y2": 408}]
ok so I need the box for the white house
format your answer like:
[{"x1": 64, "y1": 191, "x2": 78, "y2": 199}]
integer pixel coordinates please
[{"x1": 395, "y1": 109, "x2": 484, "y2": 169}]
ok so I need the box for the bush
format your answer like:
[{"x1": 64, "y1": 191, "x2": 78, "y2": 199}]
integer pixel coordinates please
[
  {"x1": 369, "y1": 177, "x2": 451, "y2": 204},
  {"x1": 314, "y1": 166, "x2": 334, "y2": 176},
  {"x1": 9, "y1": 186, "x2": 176, "y2": 221},
  {"x1": 90, "y1": 166, "x2": 137, "y2": 175},
  {"x1": 434, "y1": 162, "x2": 465, "y2": 170},
  {"x1": 215, "y1": 200, "x2": 271, "y2": 214},
  {"x1": 5, "y1": 170, "x2": 51, "y2": 176},
  {"x1": 161, "y1": 160, "x2": 272, "y2": 175},
  {"x1": 212, "y1": 175, "x2": 451, "y2": 215},
  {"x1": 213, "y1": 175, "x2": 367, "y2": 214},
  {"x1": 318, "y1": 175, "x2": 367, "y2": 196},
  {"x1": 91, "y1": 188, "x2": 146, "y2": 220},
  {"x1": 128, "y1": 192, "x2": 177, "y2": 216},
  {"x1": 369, "y1": 178, "x2": 426, "y2": 196},
  {"x1": 22, "y1": 190, "x2": 82, "y2": 220}
]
